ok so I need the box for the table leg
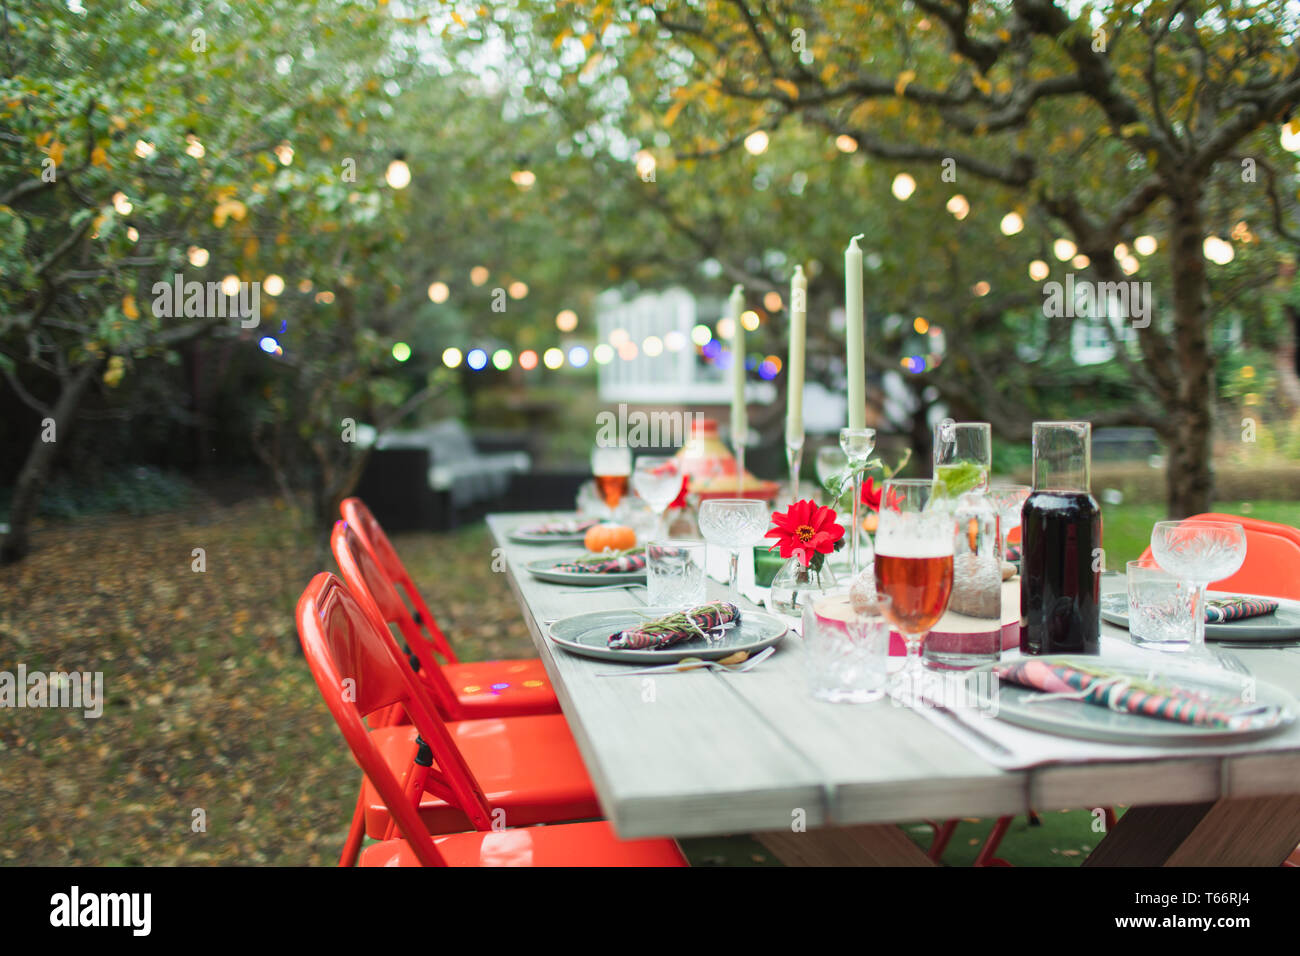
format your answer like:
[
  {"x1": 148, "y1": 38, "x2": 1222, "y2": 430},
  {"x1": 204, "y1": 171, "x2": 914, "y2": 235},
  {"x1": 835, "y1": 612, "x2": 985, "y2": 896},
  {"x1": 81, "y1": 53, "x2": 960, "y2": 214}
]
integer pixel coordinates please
[
  {"x1": 1084, "y1": 794, "x2": 1300, "y2": 867},
  {"x1": 756, "y1": 824, "x2": 936, "y2": 867}
]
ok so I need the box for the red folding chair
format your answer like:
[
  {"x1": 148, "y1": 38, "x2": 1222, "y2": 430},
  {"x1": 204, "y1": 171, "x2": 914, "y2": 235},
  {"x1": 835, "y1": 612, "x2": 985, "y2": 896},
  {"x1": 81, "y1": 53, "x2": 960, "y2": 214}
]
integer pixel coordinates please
[
  {"x1": 328, "y1": 521, "x2": 609, "y2": 864},
  {"x1": 339, "y1": 497, "x2": 559, "y2": 718},
  {"x1": 297, "y1": 572, "x2": 685, "y2": 866}
]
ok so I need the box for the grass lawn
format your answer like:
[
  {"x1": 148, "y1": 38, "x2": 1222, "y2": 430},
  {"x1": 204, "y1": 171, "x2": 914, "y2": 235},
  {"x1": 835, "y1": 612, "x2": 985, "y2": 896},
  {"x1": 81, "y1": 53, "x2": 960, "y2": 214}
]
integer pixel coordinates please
[{"x1": 0, "y1": 496, "x2": 1293, "y2": 865}]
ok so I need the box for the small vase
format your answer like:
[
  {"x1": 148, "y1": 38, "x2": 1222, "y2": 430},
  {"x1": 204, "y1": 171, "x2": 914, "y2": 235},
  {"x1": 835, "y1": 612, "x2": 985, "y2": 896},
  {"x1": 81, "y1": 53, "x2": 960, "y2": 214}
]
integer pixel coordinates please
[{"x1": 770, "y1": 556, "x2": 838, "y2": 619}]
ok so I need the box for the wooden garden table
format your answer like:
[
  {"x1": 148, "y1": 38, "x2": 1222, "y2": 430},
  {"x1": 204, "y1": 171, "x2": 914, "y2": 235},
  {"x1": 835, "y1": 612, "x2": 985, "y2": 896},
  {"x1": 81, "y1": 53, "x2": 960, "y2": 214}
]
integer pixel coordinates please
[{"x1": 486, "y1": 513, "x2": 1300, "y2": 866}]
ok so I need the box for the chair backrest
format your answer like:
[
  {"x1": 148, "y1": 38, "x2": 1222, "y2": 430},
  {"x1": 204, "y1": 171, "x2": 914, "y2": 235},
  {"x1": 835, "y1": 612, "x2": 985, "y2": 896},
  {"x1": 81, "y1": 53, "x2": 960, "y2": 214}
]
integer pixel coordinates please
[
  {"x1": 340, "y1": 496, "x2": 458, "y2": 665},
  {"x1": 296, "y1": 572, "x2": 495, "y2": 862},
  {"x1": 331, "y1": 520, "x2": 464, "y2": 720},
  {"x1": 1138, "y1": 512, "x2": 1300, "y2": 600}
]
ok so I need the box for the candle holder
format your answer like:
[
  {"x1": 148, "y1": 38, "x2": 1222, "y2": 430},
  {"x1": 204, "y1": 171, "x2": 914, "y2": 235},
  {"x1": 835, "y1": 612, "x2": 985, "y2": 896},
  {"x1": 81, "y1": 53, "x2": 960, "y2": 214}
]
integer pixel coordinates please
[
  {"x1": 731, "y1": 426, "x2": 748, "y2": 497},
  {"x1": 785, "y1": 436, "x2": 804, "y2": 507},
  {"x1": 839, "y1": 427, "x2": 877, "y2": 577}
]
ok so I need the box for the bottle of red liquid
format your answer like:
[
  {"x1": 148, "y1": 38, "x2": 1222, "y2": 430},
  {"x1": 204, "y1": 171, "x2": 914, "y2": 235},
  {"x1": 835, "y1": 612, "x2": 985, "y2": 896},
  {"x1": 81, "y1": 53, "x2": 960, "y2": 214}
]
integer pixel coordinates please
[{"x1": 1019, "y1": 421, "x2": 1101, "y2": 655}]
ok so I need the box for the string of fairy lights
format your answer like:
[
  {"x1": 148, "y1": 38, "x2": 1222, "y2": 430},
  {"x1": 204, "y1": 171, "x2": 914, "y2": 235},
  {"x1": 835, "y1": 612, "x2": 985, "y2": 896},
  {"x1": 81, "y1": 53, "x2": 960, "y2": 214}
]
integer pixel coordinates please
[{"x1": 223, "y1": 122, "x2": 1293, "y2": 371}]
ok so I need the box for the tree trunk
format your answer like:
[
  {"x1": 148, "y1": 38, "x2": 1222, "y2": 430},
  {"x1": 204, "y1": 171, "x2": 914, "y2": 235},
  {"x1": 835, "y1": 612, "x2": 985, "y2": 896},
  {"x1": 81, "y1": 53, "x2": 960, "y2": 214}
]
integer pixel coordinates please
[
  {"x1": 1164, "y1": 187, "x2": 1216, "y2": 519},
  {"x1": 1, "y1": 362, "x2": 99, "y2": 564}
]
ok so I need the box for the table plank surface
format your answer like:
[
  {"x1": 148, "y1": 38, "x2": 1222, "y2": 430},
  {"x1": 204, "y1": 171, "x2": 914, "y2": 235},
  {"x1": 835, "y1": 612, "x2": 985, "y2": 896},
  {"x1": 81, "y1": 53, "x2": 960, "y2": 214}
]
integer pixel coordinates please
[
  {"x1": 489, "y1": 516, "x2": 825, "y2": 838},
  {"x1": 487, "y1": 513, "x2": 1300, "y2": 846}
]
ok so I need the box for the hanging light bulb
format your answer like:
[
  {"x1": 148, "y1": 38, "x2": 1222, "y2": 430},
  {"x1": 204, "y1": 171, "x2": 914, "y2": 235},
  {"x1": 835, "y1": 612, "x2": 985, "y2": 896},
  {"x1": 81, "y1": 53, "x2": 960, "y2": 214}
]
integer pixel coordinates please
[
  {"x1": 743, "y1": 130, "x2": 769, "y2": 155},
  {"x1": 385, "y1": 154, "x2": 411, "y2": 189},
  {"x1": 1053, "y1": 238, "x2": 1077, "y2": 261},
  {"x1": 891, "y1": 173, "x2": 916, "y2": 201}
]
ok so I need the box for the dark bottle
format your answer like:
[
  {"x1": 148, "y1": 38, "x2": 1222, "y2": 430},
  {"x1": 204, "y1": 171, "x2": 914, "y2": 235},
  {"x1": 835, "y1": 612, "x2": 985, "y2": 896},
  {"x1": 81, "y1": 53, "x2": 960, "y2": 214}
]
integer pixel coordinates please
[{"x1": 1020, "y1": 423, "x2": 1101, "y2": 655}]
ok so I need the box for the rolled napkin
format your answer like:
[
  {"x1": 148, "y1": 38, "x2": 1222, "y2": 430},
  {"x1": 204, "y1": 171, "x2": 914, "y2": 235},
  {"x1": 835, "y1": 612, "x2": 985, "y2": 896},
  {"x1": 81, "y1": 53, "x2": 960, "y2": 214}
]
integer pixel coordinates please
[
  {"x1": 519, "y1": 517, "x2": 600, "y2": 536},
  {"x1": 1205, "y1": 596, "x2": 1279, "y2": 623},
  {"x1": 551, "y1": 549, "x2": 647, "y2": 574},
  {"x1": 994, "y1": 659, "x2": 1284, "y2": 732},
  {"x1": 608, "y1": 602, "x2": 741, "y2": 650}
]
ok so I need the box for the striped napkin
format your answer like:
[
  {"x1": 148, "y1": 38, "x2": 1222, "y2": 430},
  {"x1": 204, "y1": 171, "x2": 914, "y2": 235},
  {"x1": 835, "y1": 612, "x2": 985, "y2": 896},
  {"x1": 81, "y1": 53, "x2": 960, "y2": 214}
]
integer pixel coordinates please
[
  {"x1": 518, "y1": 517, "x2": 599, "y2": 536},
  {"x1": 608, "y1": 602, "x2": 741, "y2": 650},
  {"x1": 551, "y1": 551, "x2": 647, "y2": 574},
  {"x1": 994, "y1": 659, "x2": 1284, "y2": 732},
  {"x1": 1205, "y1": 596, "x2": 1278, "y2": 623}
]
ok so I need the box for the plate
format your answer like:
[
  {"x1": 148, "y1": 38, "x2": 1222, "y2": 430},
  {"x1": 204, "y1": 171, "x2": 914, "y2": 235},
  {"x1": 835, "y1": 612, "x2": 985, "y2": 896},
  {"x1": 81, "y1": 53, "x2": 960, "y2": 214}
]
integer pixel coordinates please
[
  {"x1": 525, "y1": 557, "x2": 645, "y2": 586},
  {"x1": 508, "y1": 517, "x2": 594, "y2": 545},
  {"x1": 1100, "y1": 590, "x2": 1300, "y2": 643},
  {"x1": 965, "y1": 655, "x2": 1297, "y2": 745},
  {"x1": 548, "y1": 605, "x2": 789, "y2": 664}
]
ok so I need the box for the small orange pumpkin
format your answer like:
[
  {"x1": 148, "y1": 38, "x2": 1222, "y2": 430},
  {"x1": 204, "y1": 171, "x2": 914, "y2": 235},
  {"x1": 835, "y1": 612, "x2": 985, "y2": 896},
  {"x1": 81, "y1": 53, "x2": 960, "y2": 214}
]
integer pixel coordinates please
[{"x1": 585, "y1": 524, "x2": 637, "y2": 553}]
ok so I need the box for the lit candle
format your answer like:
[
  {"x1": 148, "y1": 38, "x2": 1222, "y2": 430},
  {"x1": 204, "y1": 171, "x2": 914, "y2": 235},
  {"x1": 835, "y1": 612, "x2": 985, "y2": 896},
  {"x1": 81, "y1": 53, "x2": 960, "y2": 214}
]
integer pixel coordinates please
[
  {"x1": 786, "y1": 266, "x2": 806, "y2": 446},
  {"x1": 845, "y1": 234, "x2": 866, "y2": 430},
  {"x1": 729, "y1": 283, "x2": 747, "y2": 444}
]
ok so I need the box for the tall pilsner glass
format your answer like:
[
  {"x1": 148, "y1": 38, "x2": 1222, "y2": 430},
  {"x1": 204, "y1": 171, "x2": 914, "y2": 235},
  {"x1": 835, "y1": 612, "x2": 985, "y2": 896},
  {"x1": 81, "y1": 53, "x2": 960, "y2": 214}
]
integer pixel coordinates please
[{"x1": 1020, "y1": 422, "x2": 1101, "y2": 656}]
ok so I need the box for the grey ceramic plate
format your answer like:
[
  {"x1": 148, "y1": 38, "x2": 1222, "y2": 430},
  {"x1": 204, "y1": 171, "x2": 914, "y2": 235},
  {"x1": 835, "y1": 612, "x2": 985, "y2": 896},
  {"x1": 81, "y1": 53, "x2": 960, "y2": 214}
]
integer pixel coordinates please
[
  {"x1": 1100, "y1": 590, "x2": 1300, "y2": 643},
  {"x1": 965, "y1": 655, "x2": 1296, "y2": 745},
  {"x1": 525, "y1": 557, "x2": 645, "y2": 586},
  {"x1": 507, "y1": 518, "x2": 594, "y2": 545},
  {"x1": 548, "y1": 605, "x2": 789, "y2": 664}
]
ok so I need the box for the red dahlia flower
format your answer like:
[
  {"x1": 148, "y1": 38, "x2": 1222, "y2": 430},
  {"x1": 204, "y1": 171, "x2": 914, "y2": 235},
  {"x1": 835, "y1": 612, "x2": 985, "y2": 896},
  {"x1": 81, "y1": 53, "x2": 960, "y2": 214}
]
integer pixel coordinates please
[{"x1": 765, "y1": 498, "x2": 845, "y2": 568}]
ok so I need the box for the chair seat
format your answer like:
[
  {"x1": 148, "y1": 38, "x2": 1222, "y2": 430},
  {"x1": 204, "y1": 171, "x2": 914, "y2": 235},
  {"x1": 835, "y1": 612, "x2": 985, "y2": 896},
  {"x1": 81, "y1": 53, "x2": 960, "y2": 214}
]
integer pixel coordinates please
[
  {"x1": 363, "y1": 714, "x2": 601, "y2": 836},
  {"x1": 359, "y1": 822, "x2": 688, "y2": 867},
  {"x1": 441, "y1": 658, "x2": 560, "y2": 718}
]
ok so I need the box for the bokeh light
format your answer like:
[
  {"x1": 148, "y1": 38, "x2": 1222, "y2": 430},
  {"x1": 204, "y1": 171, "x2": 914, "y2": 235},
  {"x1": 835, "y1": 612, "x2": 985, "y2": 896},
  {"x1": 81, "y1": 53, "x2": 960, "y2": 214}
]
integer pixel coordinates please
[
  {"x1": 442, "y1": 347, "x2": 463, "y2": 368},
  {"x1": 385, "y1": 157, "x2": 411, "y2": 189},
  {"x1": 466, "y1": 348, "x2": 488, "y2": 370},
  {"x1": 891, "y1": 173, "x2": 916, "y2": 201},
  {"x1": 743, "y1": 130, "x2": 769, "y2": 155}
]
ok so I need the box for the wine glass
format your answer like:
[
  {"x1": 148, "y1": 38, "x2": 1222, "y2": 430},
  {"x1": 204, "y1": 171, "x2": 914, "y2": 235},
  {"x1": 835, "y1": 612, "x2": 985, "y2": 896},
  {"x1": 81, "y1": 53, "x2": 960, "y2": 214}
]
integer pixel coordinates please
[
  {"x1": 590, "y1": 444, "x2": 632, "y2": 512},
  {"x1": 1149, "y1": 520, "x2": 1247, "y2": 657},
  {"x1": 632, "y1": 456, "x2": 683, "y2": 540},
  {"x1": 873, "y1": 479, "x2": 956, "y2": 697},
  {"x1": 698, "y1": 498, "x2": 770, "y2": 596},
  {"x1": 815, "y1": 446, "x2": 849, "y2": 507}
]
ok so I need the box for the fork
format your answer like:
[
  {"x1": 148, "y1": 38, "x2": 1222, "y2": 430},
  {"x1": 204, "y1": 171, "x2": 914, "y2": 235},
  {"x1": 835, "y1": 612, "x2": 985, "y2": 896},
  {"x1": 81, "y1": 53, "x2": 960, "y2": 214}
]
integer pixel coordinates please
[
  {"x1": 596, "y1": 646, "x2": 776, "y2": 677},
  {"x1": 557, "y1": 583, "x2": 647, "y2": 592}
]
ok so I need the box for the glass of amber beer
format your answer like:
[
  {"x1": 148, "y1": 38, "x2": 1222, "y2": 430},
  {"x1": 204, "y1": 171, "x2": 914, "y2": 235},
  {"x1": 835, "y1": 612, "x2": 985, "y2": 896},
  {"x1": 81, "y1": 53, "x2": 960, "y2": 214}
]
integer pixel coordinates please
[
  {"x1": 874, "y1": 479, "x2": 956, "y2": 693},
  {"x1": 590, "y1": 444, "x2": 632, "y2": 511}
]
